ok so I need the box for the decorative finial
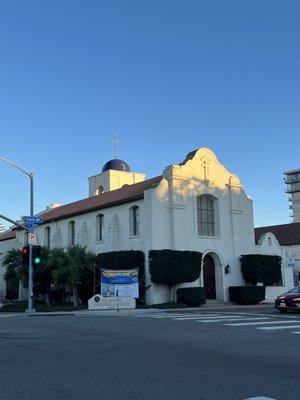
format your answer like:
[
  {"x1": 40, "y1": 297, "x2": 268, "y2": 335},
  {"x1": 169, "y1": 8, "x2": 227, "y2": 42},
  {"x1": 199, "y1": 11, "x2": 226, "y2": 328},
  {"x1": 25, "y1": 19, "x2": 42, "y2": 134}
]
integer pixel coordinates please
[{"x1": 112, "y1": 134, "x2": 120, "y2": 159}]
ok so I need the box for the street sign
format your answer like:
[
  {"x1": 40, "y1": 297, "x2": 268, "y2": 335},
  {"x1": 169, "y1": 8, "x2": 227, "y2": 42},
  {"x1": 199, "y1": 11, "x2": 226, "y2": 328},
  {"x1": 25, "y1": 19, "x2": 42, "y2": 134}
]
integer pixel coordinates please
[
  {"x1": 287, "y1": 257, "x2": 295, "y2": 268},
  {"x1": 25, "y1": 222, "x2": 38, "y2": 230},
  {"x1": 22, "y1": 216, "x2": 44, "y2": 224},
  {"x1": 28, "y1": 233, "x2": 38, "y2": 245}
]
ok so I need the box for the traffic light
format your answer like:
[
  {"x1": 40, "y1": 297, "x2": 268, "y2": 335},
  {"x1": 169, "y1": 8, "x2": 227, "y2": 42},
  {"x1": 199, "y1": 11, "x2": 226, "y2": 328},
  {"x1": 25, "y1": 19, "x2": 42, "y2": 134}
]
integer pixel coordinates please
[
  {"x1": 32, "y1": 245, "x2": 42, "y2": 266},
  {"x1": 20, "y1": 246, "x2": 29, "y2": 267},
  {"x1": 19, "y1": 246, "x2": 42, "y2": 267}
]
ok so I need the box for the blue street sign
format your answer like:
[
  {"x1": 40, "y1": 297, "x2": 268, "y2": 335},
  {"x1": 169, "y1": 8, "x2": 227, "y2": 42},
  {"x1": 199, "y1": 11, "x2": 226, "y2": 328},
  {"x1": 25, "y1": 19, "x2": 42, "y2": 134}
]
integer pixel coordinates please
[
  {"x1": 22, "y1": 216, "x2": 44, "y2": 224},
  {"x1": 25, "y1": 222, "x2": 38, "y2": 230}
]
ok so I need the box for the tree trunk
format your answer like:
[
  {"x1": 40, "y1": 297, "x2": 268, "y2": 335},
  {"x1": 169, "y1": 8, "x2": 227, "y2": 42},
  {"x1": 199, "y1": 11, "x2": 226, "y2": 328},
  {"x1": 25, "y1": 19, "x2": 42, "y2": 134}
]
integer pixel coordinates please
[{"x1": 73, "y1": 285, "x2": 79, "y2": 308}]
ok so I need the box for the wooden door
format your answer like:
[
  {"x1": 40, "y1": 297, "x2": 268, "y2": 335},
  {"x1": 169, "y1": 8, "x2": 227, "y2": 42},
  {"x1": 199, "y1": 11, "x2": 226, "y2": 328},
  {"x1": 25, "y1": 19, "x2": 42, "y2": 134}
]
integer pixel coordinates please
[{"x1": 203, "y1": 254, "x2": 216, "y2": 299}]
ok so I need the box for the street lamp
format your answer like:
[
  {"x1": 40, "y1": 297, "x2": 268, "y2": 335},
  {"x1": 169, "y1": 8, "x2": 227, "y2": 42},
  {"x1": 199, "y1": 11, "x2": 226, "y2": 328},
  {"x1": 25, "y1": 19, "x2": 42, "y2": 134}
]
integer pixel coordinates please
[{"x1": 0, "y1": 156, "x2": 35, "y2": 313}]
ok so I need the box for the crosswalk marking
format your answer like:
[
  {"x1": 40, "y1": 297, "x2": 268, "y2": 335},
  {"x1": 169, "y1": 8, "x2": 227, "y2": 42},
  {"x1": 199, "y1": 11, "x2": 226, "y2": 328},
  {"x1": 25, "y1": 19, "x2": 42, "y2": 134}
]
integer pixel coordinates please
[
  {"x1": 226, "y1": 320, "x2": 300, "y2": 327},
  {"x1": 135, "y1": 312, "x2": 300, "y2": 336},
  {"x1": 173, "y1": 315, "x2": 244, "y2": 320},
  {"x1": 151, "y1": 313, "x2": 219, "y2": 319},
  {"x1": 245, "y1": 397, "x2": 277, "y2": 399},
  {"x1": 258, "y1": 324, "x2": 300, "y2": 331},
  {"x1": 199, "y1": 317, "x2": 271, "y2": 323}
]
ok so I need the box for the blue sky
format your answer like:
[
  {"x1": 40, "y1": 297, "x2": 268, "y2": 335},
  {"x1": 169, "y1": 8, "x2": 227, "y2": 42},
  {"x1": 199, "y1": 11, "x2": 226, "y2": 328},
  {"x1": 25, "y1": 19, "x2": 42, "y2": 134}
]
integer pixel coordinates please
[{"x1": 0, "y1": 0, "x2": 299, "y2": 228}]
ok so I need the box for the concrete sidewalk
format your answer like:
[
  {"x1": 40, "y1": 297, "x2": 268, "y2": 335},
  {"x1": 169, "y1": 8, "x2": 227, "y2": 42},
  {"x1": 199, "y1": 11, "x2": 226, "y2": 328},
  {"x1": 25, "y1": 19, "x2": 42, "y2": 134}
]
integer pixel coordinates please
[
  {"x1": 0, "y1": 302, "x2": 275, "y2": 318},
  {"x1": 32, "y1": 302, "x2": 276, "y2": 317}
]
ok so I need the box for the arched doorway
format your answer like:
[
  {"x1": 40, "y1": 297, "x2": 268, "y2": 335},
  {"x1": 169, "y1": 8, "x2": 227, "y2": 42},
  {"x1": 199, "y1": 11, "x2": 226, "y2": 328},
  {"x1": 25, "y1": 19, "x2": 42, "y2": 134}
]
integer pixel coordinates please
[{"x1": 203, "y1": 254, "x2": 216, "y2": 299}]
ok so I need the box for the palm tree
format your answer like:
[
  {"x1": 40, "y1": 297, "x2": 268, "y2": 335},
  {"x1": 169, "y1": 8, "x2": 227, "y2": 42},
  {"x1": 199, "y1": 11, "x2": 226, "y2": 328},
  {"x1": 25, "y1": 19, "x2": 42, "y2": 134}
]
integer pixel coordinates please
[
  {"x1": 48, "y1": 248, "x2": 68, "y2": 303},
  {"x1": 33, "y1": 247, "x2": 52, "y2": 305},
  {"x1": 1, "y1": 249, "x2": 27, "y2": 299},
  {"x1": 52, "y1": 245, "x2": 95, "y2": 307}
]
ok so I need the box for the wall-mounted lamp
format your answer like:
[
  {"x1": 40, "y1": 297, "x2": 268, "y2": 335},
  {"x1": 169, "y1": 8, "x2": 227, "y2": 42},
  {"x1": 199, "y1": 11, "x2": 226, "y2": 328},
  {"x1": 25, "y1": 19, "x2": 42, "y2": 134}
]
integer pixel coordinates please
[{"x1": 224, "y1": 264, "x2": 231, "y2": 274}]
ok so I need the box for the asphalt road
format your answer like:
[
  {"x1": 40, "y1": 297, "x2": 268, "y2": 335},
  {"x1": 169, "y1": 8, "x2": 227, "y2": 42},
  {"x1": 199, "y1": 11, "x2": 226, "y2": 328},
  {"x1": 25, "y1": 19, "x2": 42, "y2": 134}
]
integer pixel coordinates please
[{"x1": 0, "y1": 309, "x2": 299, "y2": 400}]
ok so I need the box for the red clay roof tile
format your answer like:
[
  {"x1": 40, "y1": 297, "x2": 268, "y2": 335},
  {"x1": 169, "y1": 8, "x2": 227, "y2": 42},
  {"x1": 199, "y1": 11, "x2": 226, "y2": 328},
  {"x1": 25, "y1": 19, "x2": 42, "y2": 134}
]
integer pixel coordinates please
[
  {"x1": 0, "y1": 230, "x2": 16, "y2": 242},
  {"x1": 255, "y1": 222, "x2": 300, "y2": 246},
  {"x1": 41, "y1": 176, "x2": 162, "y2": 223}
]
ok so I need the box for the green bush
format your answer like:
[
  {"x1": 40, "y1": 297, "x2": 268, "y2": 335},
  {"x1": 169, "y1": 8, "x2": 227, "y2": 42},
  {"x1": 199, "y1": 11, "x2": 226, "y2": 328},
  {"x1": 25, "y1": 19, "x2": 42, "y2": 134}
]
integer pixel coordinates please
[
  {"x1": 96, "y1": 251, "x2": 145, "y2": 303},
  {"x1": 149, "y1": 249, "x2": 202, "y2": 285},
  {"x1": 177, "y1": 287, "x2": 206, "y2": 307},
  {"x1": 240, "y1": 254, "x2": 282, "y2": 286},
  {"x1": 241, "y1": 254, "x2": 282, "y2": 286},
  {"x1": 229, "y1": 286, "x2": 266, "y2": 305}
]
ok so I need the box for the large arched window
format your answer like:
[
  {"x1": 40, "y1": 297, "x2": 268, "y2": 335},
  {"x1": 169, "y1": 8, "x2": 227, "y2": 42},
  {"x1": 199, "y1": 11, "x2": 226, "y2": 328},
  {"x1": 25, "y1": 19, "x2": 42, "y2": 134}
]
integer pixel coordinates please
[
  {"x1": 96, "y1": 213, "x2": 104, "y2": 242},
  {"x1": 130, "y1": 206, "x2": 139, "y2": 236},
  {"x1": 68, "y1": 221, "x2": 75, "y2": 246},
  {"x1": 44, "y1": 226, "x2": 51, "y2": 248},
  {"x1": 197, "y1": 195, "x2": 215, "y2": 236}
]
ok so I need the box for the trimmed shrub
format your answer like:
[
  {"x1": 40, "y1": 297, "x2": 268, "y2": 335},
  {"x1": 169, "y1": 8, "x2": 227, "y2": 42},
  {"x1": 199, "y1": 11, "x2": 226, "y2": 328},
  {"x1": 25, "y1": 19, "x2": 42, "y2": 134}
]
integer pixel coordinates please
[
  {"x1": 96, "y1": 251, "x2": 145, "y2": 303},
  {"x1": 149, "y1": 249, "x2": 202, "y2": 285},
  {"x1": 177, "y1": 287, "x2": 206, "y2": 307},
  {"x1": 229, "y1": 286, "x2": 266, "y2": 305},
  {"x1": 240, "y1": 254, "x2": 282, "y2": 286}
]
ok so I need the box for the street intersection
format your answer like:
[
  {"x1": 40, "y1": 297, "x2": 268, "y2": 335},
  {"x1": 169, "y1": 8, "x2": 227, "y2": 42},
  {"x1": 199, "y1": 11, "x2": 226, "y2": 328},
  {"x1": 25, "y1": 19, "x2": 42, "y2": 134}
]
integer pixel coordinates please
[{"x1": 0, "y1": 308, "x2": 298, "y2": 400}]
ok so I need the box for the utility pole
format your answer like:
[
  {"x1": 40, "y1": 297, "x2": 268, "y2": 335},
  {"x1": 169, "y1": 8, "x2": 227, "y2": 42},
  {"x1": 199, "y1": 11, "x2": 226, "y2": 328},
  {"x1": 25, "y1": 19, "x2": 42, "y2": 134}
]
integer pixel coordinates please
[
  {"x1": 0, "y1": 157, "x2": 35, "y2": 313},
  {"x1": 28, "y1": 173, "x2": 34, "y2": 313}
]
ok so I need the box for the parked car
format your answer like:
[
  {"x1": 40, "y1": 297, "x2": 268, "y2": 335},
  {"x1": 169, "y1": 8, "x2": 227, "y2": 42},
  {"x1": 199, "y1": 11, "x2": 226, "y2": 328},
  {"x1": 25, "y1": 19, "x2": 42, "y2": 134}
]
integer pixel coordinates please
[{"x1": 275, "y1": 286, "x2": 300, "y2": 313}]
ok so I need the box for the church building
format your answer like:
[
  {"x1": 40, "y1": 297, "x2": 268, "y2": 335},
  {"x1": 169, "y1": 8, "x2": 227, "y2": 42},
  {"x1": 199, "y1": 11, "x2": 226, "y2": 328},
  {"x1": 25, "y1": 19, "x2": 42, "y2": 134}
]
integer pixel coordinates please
[{"x1": 0, "y1": 148, "x2": 294, "y2": 304}]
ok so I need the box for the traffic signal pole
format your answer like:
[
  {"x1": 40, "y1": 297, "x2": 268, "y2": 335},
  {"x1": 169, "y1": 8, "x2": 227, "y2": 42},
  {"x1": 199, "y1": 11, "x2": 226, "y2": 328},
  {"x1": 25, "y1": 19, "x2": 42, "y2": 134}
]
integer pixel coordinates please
[
  {"x1": 0, "y1": 157, "x2": 35, "y2": 313},
  {"x1": 27, "y1": 173, "x2": 34, "y2": 313}
]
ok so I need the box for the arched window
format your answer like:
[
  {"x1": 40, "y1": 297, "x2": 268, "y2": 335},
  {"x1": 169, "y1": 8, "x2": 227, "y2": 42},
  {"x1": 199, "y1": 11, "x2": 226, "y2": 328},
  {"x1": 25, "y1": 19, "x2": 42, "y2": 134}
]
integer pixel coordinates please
[
  {"x1": 95, "y1": 185, "x2": 104, "y2": 195},
  {"x1": 268, "y1": 237, "x2": 272, "y2": 246},
  {"x1": 44, "y1": 227, "x2": 51, "y2": 248},
  {"x1": 130, "y1": 206, "x2": 139, "y2": 236},
  {"x1": 197, "y1": 195, "x2": 215, "y2": 236},
  {"x1": 68, "y1": 221, "x2": 75, "y2": 246},
  {"x1": 96, "y1": 214, "x2": 104, "y2": 242}
]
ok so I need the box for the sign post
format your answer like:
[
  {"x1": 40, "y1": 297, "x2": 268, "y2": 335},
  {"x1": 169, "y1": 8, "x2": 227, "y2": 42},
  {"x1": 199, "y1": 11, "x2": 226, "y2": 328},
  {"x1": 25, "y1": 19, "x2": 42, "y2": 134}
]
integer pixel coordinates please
[{"x1": 22, "y1": 215, "x2": 43, "y2": 313}]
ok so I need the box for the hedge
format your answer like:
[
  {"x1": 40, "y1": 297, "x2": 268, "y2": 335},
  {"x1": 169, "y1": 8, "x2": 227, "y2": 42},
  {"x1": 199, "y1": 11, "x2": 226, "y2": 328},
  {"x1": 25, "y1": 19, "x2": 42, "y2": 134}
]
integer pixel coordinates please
[
  {"x1": 177, "y1": 287, "x2": 206, "y2": 307},
  {"x1": 229, "y1": 286, "x2": 266, "y2": 305},
  {"x1": 240, "y1": 254, "x2": 282, "y2": 286},
  {"x1": 149, "y1": 249, "x2": 202, "y2": 285},
  {"x1": 96, "y1": 251, "x2": 145, "y2": 303}
]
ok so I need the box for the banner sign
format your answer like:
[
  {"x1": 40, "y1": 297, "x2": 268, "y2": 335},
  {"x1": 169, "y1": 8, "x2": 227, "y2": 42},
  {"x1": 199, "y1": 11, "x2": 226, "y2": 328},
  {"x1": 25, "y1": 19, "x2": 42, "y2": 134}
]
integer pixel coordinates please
[
  {"x1": 101, "y1": 269, "x2": 139, "y2": 298},
  {"x1": 101, "y1": 269, "x2": 138, "y2": 284}
]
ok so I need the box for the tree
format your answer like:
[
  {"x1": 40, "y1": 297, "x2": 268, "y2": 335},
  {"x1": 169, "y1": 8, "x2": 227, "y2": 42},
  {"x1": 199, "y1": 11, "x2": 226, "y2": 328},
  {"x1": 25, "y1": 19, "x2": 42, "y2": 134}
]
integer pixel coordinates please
[
  {"x1": 52, "y1": 245, "x2": 95, "y2": 307},
  {"x1": 2, "y1": 249, "x2": 28, "y2": 293},
  {"x1": 48, "y1": 248, "x2": 68, "y2": 303},
  {"x1": 33, "y1": 247, "x2": 52, "y2": 305}
]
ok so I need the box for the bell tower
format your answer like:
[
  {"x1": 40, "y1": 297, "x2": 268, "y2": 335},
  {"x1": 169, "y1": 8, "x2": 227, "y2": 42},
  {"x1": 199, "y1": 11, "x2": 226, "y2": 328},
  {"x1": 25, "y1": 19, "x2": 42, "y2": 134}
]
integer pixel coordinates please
[{"x1": 88, "y1": 159, "x2": 145, "y2": 196}]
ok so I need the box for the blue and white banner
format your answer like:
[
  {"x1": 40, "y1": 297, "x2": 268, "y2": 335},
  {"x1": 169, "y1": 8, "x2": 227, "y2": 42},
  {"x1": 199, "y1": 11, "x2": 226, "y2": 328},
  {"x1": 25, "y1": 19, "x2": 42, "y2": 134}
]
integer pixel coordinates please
[
  {"x1": 101, "y1": 269, "x2": 138, "y2": 284},
  {"x1": 101, "y1": 269, "x2": 139, "y2": 298}
]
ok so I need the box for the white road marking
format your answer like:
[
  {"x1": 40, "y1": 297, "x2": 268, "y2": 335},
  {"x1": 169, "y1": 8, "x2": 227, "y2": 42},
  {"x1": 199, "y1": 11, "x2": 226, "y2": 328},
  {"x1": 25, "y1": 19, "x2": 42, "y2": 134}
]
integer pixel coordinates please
[
  {"x1": 226, "y1": 320, "x2": 300, "y2": 326},
  {"x1": 245, "y1": 397, "x2": 277, "y2": 399},
  {"x1": 258, "y1": 324, "x2": 300, "y2": 330},
  {"x1": 173, "y1": 315, "x2": 243, "y2": 320},
  {"x1": 292, "y1": 331, "x2": 300, "y2": 334},
  {"x1": 199, "y1": 317, "x2": 271, "y2": 323},
  {"x1": 151, "y1": 313, "x2": 219, "y2": 319}
]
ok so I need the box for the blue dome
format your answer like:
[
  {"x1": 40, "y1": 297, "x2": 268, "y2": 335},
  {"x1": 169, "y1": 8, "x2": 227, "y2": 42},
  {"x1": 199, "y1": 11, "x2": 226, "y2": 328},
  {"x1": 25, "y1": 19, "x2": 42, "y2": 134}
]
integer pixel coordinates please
[{"x1": 102, "y1": 159, "x2": 131, "y2": 173}]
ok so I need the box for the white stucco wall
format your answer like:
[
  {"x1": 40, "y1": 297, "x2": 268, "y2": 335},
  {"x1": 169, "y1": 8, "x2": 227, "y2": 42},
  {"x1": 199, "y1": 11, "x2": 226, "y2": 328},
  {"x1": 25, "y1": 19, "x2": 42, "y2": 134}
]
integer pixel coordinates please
[
  {"x1": 281, "y1": 244, "x2": 300, "y2": 284},
  {"x1": 255, "y1": 232, "x2": 294, "y2": 301}
]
